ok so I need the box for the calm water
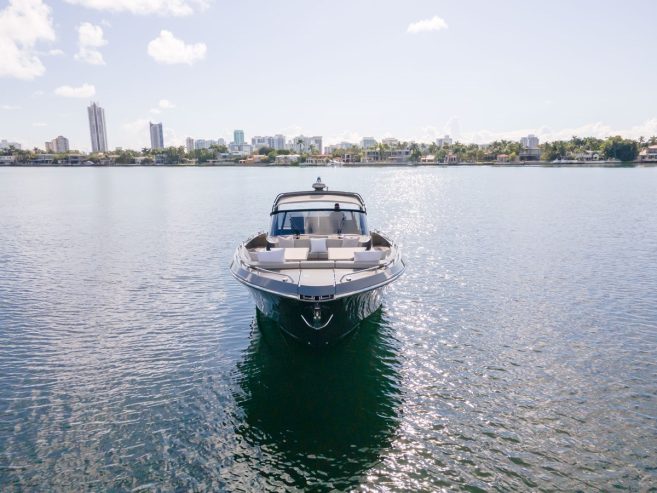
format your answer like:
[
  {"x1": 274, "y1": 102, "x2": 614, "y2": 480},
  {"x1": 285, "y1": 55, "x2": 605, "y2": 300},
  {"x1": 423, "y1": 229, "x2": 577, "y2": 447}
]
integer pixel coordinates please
[{"x1": 1, "y1": 166, "x2": 656, "y2": 491}]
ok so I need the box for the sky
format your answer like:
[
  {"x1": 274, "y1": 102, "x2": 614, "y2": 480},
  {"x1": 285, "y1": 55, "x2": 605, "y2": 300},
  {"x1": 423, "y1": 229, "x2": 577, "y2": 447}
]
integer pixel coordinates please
[{"x1": 1, "y1": 0, "x2": 657, "y2": 151}]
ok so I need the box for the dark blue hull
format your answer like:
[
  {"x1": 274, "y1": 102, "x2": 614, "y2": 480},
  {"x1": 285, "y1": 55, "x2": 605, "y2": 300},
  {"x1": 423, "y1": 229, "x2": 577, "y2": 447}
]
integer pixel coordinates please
[{"x1": 247, "y1": 287, "x2": 385, "y2": 345}]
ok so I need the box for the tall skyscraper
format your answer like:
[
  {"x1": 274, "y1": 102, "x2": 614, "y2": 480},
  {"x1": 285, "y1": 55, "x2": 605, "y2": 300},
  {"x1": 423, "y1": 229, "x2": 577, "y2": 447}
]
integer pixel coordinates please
[
  {"x1": 150, "y1": 122, "x2": 164, "y2": 149},
  {"x1": 87, "y1": 102, "x2": 108, "y2": 152},
  {"x1": 233, "y1": 129, "x2": 244, "y2": 145},
  {"x1": 186, "y1": 137, "x2": 194, "y2": 153}
]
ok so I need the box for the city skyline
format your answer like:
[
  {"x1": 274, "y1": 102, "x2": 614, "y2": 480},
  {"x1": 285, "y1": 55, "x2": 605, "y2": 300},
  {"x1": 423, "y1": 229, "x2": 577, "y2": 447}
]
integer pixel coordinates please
[{"x1": 1, "y1": 0, "x2": 657, "y2": 151}]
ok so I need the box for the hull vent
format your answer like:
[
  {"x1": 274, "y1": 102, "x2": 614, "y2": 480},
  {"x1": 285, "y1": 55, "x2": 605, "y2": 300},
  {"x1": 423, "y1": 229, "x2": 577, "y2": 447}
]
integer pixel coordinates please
[{"x1": 300, "y1": 294, "x2": 334, "y2": 301}]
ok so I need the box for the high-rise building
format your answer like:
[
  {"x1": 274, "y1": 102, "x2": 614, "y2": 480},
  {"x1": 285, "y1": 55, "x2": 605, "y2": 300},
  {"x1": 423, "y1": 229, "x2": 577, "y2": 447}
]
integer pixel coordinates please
[
  {"x1": 87, "y1": 102, "x2": 108, "y2": 152},
  {"x1": 273, "y1": 134, "x2": 286, "y2": 150},
  {"x1": 309, "y1": 136, "x2": 323, "y2": 154},
  {"x1": 45, "y1": 136, "x2": 69, "y2": 153},
  {"x1": 186, "y1": 137, "x2": 194, "y2": 153},
  {"x1": 520, "y1": 134, "x2": 539, "y2": 149},
  {"x1": 361, "y1": 137, "x2": 377, "y2": 149},
  {"x1": 291, "y1": 135, "x2": 323, "y2": 154},
  {"x1": 382, "y1": 138, "x2": 399, "y2": 147},
  {"x1": 234, "y1": 130, "x2": 245, "y2": 145},
  {"x1": 150, "y1": 122, "x2": 164, "y2": 149},
  {"x1": 194, "y1": 139, "x2": 220, "y2": 150},
  {"x1": 251, "y1": 136, "x2": 273, "y2": 149},
  {"x1": 436, "y1": 135, "x2": 452, "y2": 147}
]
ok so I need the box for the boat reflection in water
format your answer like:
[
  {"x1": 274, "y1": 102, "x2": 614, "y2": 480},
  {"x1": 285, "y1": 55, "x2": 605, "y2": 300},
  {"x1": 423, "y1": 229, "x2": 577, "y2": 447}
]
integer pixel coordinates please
[{"x1": 232, "y1": 310, "x2": 402, "y2": 491}]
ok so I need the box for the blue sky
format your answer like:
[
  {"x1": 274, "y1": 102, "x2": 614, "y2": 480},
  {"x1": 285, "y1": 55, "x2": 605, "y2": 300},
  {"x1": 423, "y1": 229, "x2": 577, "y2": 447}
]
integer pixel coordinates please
[{"x1": 1, "y1": 0, "x2": 657, "y2": 151}]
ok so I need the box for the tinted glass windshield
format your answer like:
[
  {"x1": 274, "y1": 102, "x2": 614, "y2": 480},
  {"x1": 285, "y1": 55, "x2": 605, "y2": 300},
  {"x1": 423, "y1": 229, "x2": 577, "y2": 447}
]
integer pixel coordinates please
[{"x1": 270, "y1": 210, "x2": 368, "y2": 236}]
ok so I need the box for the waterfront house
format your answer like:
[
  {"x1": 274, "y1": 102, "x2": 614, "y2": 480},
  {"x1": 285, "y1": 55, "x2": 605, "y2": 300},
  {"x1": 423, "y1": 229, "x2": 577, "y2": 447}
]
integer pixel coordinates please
[
  {"x1": 573, "y1": 150, "x2": 601, "y2": 161},
  {"x1": 305, "y1": 155, "x2": 332, "y2": 165},
  {"x1": 240, "y1": 154, "x2": 268, "y2": 165},
  {"x1": 31, "y1": 154, "x2": 55, "y2": 165},
  {"x1": 519, "y1": 148, "x2": 541, "y2": 161},
  {"x1": 362, "y1": 150, "x2": 381, "y2": 163},
  {"x1": 275, "y1": 154, "x2": 301, "y2": 165},
  {"x1": 638, "y1": 145, "x2": 657, "y2": 162},
  {"x1": 63, "y1": 154, "x2": 85, "y2": 165},
  {"x1": 0, "y1": 155, "x2": 17, "y2": 164},
  {"x1": 497, "y1": 154, "x2": 510, "y2": 163},
  {"x1": 388, "y1": 149, "x2": 411, "y2": 163},
  {"x1": 444, "y1": 153, "x2": 458, "y2": 164}
]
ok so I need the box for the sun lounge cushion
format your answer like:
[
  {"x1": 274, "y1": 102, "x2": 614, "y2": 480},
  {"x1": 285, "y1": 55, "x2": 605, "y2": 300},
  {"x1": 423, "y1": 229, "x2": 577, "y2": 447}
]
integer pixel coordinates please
[
  {"x1": 326, "y1": 238, "x2": 343, "y2": 249},
  {"x1": 276, "y1": 236, "x2": 295, "y2": 248},
  {"x1": 257, "y1": 248, "x2": 285, "y2": 262},
  {"x1": 294, "y1": 239, "x2": 311, "y2": 249},
  {"x1": 353, "y1": 250, "x2": 382, "y2": 262},
  {"x1": 342, "y1": 237, "x2": 359, "y2": 247},
  {"x1": 310, "y1": 238, "x2": 327, "y2": 253}
]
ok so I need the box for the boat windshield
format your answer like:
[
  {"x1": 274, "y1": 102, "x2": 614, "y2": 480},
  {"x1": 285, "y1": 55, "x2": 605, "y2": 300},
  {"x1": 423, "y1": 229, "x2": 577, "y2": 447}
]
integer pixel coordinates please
[{"x1": 270, "y1": 209, "x2": 368, "y2": 236}]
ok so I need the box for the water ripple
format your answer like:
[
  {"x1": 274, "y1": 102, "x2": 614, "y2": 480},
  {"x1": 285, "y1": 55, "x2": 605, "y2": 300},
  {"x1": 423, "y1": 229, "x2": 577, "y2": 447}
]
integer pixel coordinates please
[{"x1": 1, "y1": 167, "x2": 656, "y2": 490}]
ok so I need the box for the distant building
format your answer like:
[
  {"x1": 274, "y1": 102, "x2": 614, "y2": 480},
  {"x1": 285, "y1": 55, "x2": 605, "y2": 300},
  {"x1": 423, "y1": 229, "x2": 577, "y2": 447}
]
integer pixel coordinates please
[
  {"x1": 520, "y1": 134, "x2": 539, "y2": 149},
  {"x1": 519, "y1": 134, "x2": 540, "y2": 161},
  {"x1": 309, "y1": 136, "x2": 322, "y2": 154},
  {"x1": 638, "y1": 145, "x2": 657, "y2": 162},
  {"x1": 233, "y1": 130, "x2": 245, "y2": 146},
  {"x1": 186, "y1": 137, "x2": 194, "y2": 153},
  {"x1": 381, "y1": 138, "x2": 399, "y2": 148},
  {"x1": 290, "y1": 135, "x2": 323, "y2": 154},
  {"x1": 273, "y1": 134, "x2": 286, "y2": 150},
  {"x1": 388, "y1": 149, "x2": 411, "y2": 162},
  {"x1": 361, "y1": 137, "x2": 377, "y2": 149},
  {"x1": 275, "y1": 154, "x2": 301, "y2": 165},
  {"x1": 149, "y1": 122, "x2": 164, "y2": 149},
  {"x1": 87, "y1": 102, "x2": 108, "y2": 152},
  {"x1": 436, "y1": 135, "x2": 453, "y2": 147},
  {"x1": 0, "y1": 139, "x2": 22, "y2": 150},
  {"x1": 45, "y1": 136, "x2": 69, "y2": 153},
  {"x1": 194, "y1": 139, "x2": 220, "y2": 150},
  {"x1": 252, "y1": 136, "x2": 274, "y2": 150},
  {"x1": 229, "y1": 143, "x2": 253, "y2": 156}
]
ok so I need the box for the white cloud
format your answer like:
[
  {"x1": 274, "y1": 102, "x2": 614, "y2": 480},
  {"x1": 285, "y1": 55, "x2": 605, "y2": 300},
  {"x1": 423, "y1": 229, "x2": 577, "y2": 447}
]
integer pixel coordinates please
[
  {"x1": 0, "y1": 0, "x2": 56, "y2": 79},
  {"x1": 1, "y1": 104, "x2": 21, "y2": 110},
  {"x1": 54, "y1": 83, "x2": 96, "y2": 98},
  {"x1": 150, "y1": 98, "x2": 175, "y2": 113},
  {"x1": 75, "y1": 22, "x2": 107, "y2": 65},
  {"x1": 32, "y1": 121, "x2": 47, "y2": 126},
  {"x1": 407, "y1": 16, "x2": 448, "y2": 34},
  {"x1": 48, "y1": 48, "x2": 64, "y2": 56},
  {"x1": 147, "y1": 30, "x2": 206, "y2": 65},
  {"x1": 64, "y1": 0, "x2": 208, "y2": 16},
  {"x1": 32, "y1": 89, "x2": 45, "y2": 97}
]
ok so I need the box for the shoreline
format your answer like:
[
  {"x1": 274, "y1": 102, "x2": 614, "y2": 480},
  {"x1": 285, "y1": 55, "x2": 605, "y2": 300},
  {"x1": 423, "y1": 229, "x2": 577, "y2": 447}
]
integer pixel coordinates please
[{"x1": 1, "y1": 162, "x2": 655, "y2": 169}]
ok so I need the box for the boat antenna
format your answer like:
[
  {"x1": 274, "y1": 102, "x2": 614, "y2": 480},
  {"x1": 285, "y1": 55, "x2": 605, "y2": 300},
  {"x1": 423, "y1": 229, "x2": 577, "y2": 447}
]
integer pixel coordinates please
[{"x1": 312, "y1": 177, "x2": 327, "y2": 191}]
